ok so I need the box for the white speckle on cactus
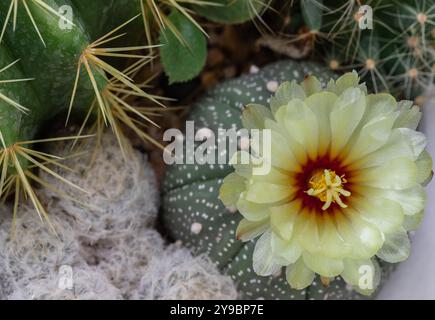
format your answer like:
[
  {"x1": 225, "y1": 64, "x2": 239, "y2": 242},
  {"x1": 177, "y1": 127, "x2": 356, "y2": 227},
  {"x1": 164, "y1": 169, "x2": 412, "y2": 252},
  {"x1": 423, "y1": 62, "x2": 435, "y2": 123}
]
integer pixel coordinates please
[
  {"x1": 266, "y1": 80, "x2": 279, "y2": 92},
  {"x1": 191, "y1": 222, "x2": 203, "y2": 234},
  {"x1": 249, "y1": 65, "x2": 260, "y2": 74}
]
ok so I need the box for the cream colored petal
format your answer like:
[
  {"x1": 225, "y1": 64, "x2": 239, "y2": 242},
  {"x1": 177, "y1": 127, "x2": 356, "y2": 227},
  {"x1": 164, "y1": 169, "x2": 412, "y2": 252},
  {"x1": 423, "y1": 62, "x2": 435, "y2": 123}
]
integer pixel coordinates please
[
  {"x1": 301, "y1": 75, "x2": 322, "y2": 96},
  {"x1": 273, "y1": 105, "x2": 289, "y2": 131},
  {"x1": 364, "y1": 93, "x2": 397, "y2": 122},
  {"x1": 403, "y1": 210, "x2": 424, "y2": 231},
  {"x1": 285, "y1": 259, "x2": 315, "y2": 290},
  {"x1": 354, "y1": 128, "x2": 426, "y2": 168},
  {"x1": 245, "y1": 181, "x2": 294, "y2": 204},
  {"x1": 341, "y1": 258, "x2": 374, "y2": 286},
  {"x1": 270, "y1": 81, "x2": 306, "y2": 114},
  {"x1": 353, "y1": 157, "x2": 417, "y2": 190},
  {"x1": 336, "y1": 210, "x2": 384, "y2": 259},
  {"x1": 305, "y1": 91, "x2": 337, "y2": 155},
  {"x1": 416, "y1": 150, "x2": 433, "y2": 185},
  {"x1": 253, "y1": 120, "x2": 304, "y2": 171},
  {"x1": 253, "y1": 230, "x2": 282, "y2": 276},
  {"x1": 376, "y1": 227, "x2": 410, "y2": 263},
  {"x1": 296, "y1": 210, "x2": 321, "y2": 253},
  {"x1": 267, "y1": 119, "x2": 307, "y2": 166},
  {"x1": 330, "y1": 87, "x2": 366, "y2": 157},
  {"x1": 352, "y1": 197, "x2": 404, "y2": 234},
  {"x1": 326, "y1": 71, "x2": 359, "y2": 95},
  {"x1": 242, "y1": 103, "x2": 273, "y2": 129},
  {"x1": 341, "y1": 258, "x2": 380, "y2": 296},
  {"x1": 219, "y1": 173, "x2": 246, "y2": 207},
  {"x1": 346, "y1": 113, "x2": 397, "y2": 163},
  {"x1": 394, "y1": 100, "x2": 421, "y2": 130},
  {"x1": 397, "y1": 128, "x2": 427, "y2": 158},
  {"x1": 360, "y1": 185, "x2": 426, "y2": 216},
  {"x1": 270, "y1": 200, "x2": 301, "y2": 240},
  {"x1": 231, "y1": 150, "x2": 275, "y2": 180},
  {"x1": 302, "y1": 251, "x2": 344, "y2": 277},
  {"x1": 319, "y1": 214, "x2": 350, "y2": 259},
  {"x1": 236, "y1": 218, "x2": 269, "y2": 242},
  {"x1": 282, "y1": 99, "x2": 319, "y2": 159},
  {"x1": 271, "y1": 233, "x2": 303, "y2": 266},
  {"x1": 236, "y1": 196, "x2": 269, "y2": 221},
  {"x1": 249, "y1": 165, "x2": 291, "y2": 186},
  {"x1": 229, "y1": 151, "x2": 254, "y2": 179}
]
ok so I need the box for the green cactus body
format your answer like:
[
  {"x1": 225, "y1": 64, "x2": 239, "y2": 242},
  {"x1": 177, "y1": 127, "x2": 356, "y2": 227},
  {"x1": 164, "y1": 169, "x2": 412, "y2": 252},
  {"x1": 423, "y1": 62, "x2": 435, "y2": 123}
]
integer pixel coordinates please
[
  {"x1": 0, "y1": 45, "x2": 41, "y2": 147},
  {"x1": 0, "y1": 0, "x2": 115, "y2": 193},
  {"x1": 71, "y1": 0, "x2": 135, "y2": 36},
  {"x1": 0, "y1": 0, "x2": 155, "y2": 220},
  {"x1": 161, "y1": 60, "x2": 396, "y2": 299},
  {"x1": 299, "y1": 0, "x2": 435, "y2": 100},
  {"x1": 191, "y1": 0, "x2": 268, "y2": 24},
  {"x1": 71, "y1": 0, "x2": 142, "y2": 44},
  {"x1": 0, "y1": 0, "x2": 107, "y2": 113},
  {"x1": 0, "y1": 0, "x2": 167, "y2": 151}
]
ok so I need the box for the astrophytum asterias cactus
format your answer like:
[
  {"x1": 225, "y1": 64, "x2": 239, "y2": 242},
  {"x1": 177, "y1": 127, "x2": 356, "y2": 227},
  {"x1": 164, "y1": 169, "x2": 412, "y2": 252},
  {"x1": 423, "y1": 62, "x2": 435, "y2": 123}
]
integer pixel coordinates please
[
  {"x1": 162, "y1": 60, "x2": 414, "y2": 299},
  {"x1": 220, "y1": 70, "x2": 433, "y2": 295}
]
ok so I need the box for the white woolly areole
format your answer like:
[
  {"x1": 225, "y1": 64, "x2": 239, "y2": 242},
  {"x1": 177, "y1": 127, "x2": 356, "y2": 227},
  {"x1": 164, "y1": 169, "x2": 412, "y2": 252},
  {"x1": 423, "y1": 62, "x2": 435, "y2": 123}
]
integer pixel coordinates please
[
  {"x1": 266, "y1": 80, "x2": 279, "y2": 92},
  {"x1": 190, "y1": 222, "x2": 203, "y2": 234},
  {"x1": 249, "y1": 65, "x2": 260, "y2": 74}
]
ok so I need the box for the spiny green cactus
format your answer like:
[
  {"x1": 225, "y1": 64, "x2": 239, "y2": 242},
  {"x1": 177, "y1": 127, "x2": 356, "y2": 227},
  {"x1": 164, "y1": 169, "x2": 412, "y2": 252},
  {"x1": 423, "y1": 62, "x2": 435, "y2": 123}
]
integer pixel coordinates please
[
  {"x1": 161, "y1": 60, "x2": 397, "y2": 299},
  {"x1": 0, "y1": 0, "x2": 266, "y2": 223},
  {"x1": 295, "y1": 0, "x2": 434, "y2": 101},
  {"x1": 0, "y1": 0, "x2": 164, "y2": 223},
  {"x1": 74, "y1": 0, "x2": 269, "y2": 83}
]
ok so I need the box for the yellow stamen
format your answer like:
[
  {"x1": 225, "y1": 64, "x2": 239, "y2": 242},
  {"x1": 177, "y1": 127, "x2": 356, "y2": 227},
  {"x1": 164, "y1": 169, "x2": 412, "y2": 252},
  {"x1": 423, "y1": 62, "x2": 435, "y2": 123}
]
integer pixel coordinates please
[{"x1": 305, "y1": 169, "x2": 351, "y2": 211}]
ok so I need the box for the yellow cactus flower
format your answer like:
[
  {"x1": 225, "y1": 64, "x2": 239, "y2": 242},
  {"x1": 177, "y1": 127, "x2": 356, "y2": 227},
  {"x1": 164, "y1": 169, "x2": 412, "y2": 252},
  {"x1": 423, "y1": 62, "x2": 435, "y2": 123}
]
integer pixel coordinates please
[{"x1": 220, "y1": 71, "x2": 433, "y2": 295}]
